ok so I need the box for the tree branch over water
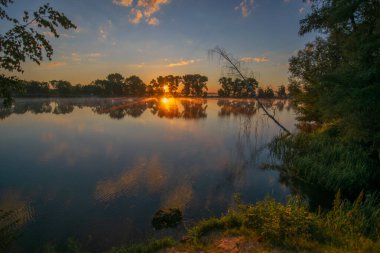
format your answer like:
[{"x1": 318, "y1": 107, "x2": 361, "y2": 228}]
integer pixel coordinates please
[{"x1": 209, "y1": 46, "x2": 291, "y2": 135}]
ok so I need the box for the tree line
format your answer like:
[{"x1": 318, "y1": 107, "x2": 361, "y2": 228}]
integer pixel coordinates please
[
  {"x1": 217, "y1": 77, "x2": 287, "y2": 98},
  {"x1": 5, "y1": 73, "x2": 290, "y2": 99},
  {"x1": 5, "y1": 73, "x2": 209, "y2": 98}
]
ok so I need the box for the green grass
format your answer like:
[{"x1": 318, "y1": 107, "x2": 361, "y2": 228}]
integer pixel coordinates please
[
  {"x1": 183, "y1": 193, "x2": 380, "y2": 252},
  {"x1": 270, "y1": 132, "x2": 378, "y2": 193}
]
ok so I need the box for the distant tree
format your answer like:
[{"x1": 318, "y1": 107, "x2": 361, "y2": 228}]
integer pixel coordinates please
[
  {"x1": 92, "y1": 73, "x2": 126, "y2": 96},
  {"x1": 0, "y1": 0, "x2": 76, "y2": 105},
  {"x1": 276, "y1": 85, "x2": 287, "y2": 98},
  {"x1": 218, "y1": 77, "x2": 258, "y2": 97},
  {"x1": 25, "y1": 80, "x2": 49, "y2": 96},
  {"x1": 166, "y1": 75, "x2": 182, "y2": 95},
  {"x1": 242, "y1": 77, "x2": 258, "y2": 97},
  {"x1": 256, "y1": 87, "x2": 264, "y2": 98},
  {"x1": 149, "y1": 75, "x2": 182, "y2": 96},
  {"x1": 263, "y1": 86, "x2": 275, "y2": 98},
  {"x1": 149, "y1": 78, "x2": 163, "y2": 95},
  {"x1": 50, "y1": 80, "x2": 72, "y2": 96},
  {"x1": 182, "y1": 74, "x2": 208, "y2": 97},
  {"x1": 218, "y1": 77, "x2": 233, "y2": 97},
  {"x1": 125, "y1": 75, "x2": 146, "y2": 96}
]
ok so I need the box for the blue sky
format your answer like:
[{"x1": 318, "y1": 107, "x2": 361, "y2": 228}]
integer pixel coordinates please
[{"x1": 2, "y1": 0, "x2": 316, "y2": 92}]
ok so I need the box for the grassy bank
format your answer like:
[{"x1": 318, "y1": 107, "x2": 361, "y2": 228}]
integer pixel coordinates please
[
  {"x1": 101, "y1": 193, "x2": 380, "y2": 253},
  {"x1": 3, "y1": 192, "x2": 379, "y2": 252}
]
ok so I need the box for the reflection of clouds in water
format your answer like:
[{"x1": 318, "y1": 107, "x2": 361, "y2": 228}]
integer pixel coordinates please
[
  {"x1": 41, "y1": 132, "x2": 55, "y2": 142},
  {"x1": 95, "y1": 155, "x2": 168, "y2": 202},
  {"x1": 161, "y1": 181, "x2": 193, "y2": 211},
  {"x1": 41, "y1": 142, "x2": 69, "y2": 161},
  {"x1": 0, "y1": 191, "x2": 34, "y2": 227},
  {"x1": 40, "y1": 134, "x2": 94, "y2": 166}
]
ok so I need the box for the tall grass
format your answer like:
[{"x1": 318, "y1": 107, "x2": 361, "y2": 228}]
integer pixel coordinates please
[
  {"x1": 186, "y1": 193, "x2": 380, "y2": 252},
  {"x1": 270, "y1": 132, "x2": 377, "y2": 193}
]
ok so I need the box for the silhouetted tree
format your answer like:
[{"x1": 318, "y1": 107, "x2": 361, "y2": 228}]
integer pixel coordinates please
[
  {"x1": 125, "y1": 75, "x2": 146, "y2": 96},
  {"x1": 0, "y1": 1, "x2": 76, "y2": 105},
  {"x1": 50, "y1": 80, "x2": 72, "y2": 96},
  {"x1": 182, "y1": 74, "x2": 208, "y2": 97},
  {"x1": 276, "y1": 85, "x2": 287, "y2": 98}
]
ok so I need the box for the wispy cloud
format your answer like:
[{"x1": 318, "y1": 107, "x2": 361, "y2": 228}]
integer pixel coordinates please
[
  {"x1": 44, "y1": 61, "x2": 67, "y2": 68},
  {"x1": 235, "y1": 0, "x2": 255, "y2": 17},
  {"x1": 130, "y1": 63, "x2": 145, "y2": 68},
  {"x1": 299, "y1": 7, "x2": 305, "y2": 14},
  {"x1": 113, "y1": 0, "x2": 170, "y2": 26},
  {"x1": 112, "y1": 0, "x2": 133, "y2": 7},
  {"x1": 71, "y1": 53, "x2": 81, "y2": 62},
  {"x1": 168, "y1": 59, "x2": 195, "y2": 67},
  {"x1": 87, "y1": 53, "x2": 102, "y2": 58},
  {"x1": 240, "y1": 56, "x2": 269, "y2": 63},
  {"x1": 99, "y1": 20, "x2": 112, "y2": 40}
]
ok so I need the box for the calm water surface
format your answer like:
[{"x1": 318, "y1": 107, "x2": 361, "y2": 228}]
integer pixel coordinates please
[{"x1": 0, "y1": 98, "x2": 296, "y2": 252}]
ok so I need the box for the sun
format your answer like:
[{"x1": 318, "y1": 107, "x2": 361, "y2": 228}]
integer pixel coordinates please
[{"x1": 163, "y1": 85, "x2": 169, "y2": 92}]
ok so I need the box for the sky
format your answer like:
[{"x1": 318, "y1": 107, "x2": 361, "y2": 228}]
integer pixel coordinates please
[{"x1": 1, "y1": 0, "x2": 316, "y2": 92}]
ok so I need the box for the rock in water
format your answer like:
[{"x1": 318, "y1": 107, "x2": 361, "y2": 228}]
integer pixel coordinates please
[{"x1": 151, "y1": 208, "x2": 182, "y2": 230}]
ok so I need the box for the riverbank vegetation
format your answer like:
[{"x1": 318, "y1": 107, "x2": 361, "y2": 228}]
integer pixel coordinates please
[
  {"x1": 24, "y1": 194, "x2": 380, "y2": 253},
  {"x1": 272, "y1": 0, "x2": 380, "y2": 198}
]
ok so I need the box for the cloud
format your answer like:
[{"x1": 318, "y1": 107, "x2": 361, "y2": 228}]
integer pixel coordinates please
[
  {"x1": 45, "y1": 61, "x2": 67, "y2": 68},
  {"x1": 114, "y1": 0, "x2": 170, "y2": 26},
  {"x1": 235, "y1": 0, "x2": 254, "y2": 17},
  {"x1": 87, "y1": 53, "x2": 102, "y2": 58},
  {"x1": 240, "y1": 56, "x2": 269, "y2": 63},
  {"x1": 137, "y1": 0, "x2": 170, "y2": 17},
  {"x1": 146, "y1": 17, "x2": 159, "y2": 26},
  {"x1": 86, "y1": 53, "x2": 102, "y2": 61},
  {"x1": 299, "y1": 7, "x2": 305, "y2": 14},
  {"x1": 99, "y1": 20, "x2": 112, "y2": 40},
  {"x1": 129, "y1": 8, "x2": 143, "y2": 24},
  {"x1": 71, "y1": 53, "x2": 81, "y2": 62},
  {"x1": 112, "y1": 0, "x2": 133, "y2": 7},
  {"x1": 99, "y1": 27, "x2": 108, "y2": 39},
  {"x1": 168, "y1": 59, "x2": 195, "y2": 67},
  {"x1": 130, "y1": 63, "x2": 145, "y2": 68}
]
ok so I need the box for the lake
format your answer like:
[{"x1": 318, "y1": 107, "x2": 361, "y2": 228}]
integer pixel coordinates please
[{"x1": 0, "y1": 97, "x2": 296, "y2": 252}]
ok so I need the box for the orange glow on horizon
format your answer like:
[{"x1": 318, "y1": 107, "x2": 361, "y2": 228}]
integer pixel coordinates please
[{"x1": 163, "y1": 85, "x2": 169, "y2": 92}]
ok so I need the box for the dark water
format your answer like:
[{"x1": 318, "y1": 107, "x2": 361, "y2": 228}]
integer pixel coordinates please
[{"x1": 0, "y1": 98, "x2": 296, "y2": 252}]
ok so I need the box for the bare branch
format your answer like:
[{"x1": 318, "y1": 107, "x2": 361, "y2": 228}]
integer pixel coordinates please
[{"x1": 209, "y1": 46, "x2": 291, "y2": 135}]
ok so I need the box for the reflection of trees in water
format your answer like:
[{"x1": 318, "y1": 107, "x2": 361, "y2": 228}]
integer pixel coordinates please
[
  {"x1": 180, "y1": 99, "x2": 207, "y2": 119},
  {"x1": 217, "y1": 99, "x2": 257, "y2": 117},
  {"x1": 217, "y1": 99, "x2": 293, "y2": 118},
  {"x1": 53, "y1": 102, "x2": 74, "y2": 114},
  {"x1": 0, "y1": 98, "x2": 209, "y2": 120},
  {"x1": 149, "y1": 98, "x2": 181, "y2": 119},
  {"x1": 94, "y1": 100, "x2": 148, "y2": 119},
  {"x1": 0, "y1": 100, "x2": 53, "y2": 119}
]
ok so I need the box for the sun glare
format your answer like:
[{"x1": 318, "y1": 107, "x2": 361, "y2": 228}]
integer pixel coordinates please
[{"x1": 163, "y1": 85, "x2": 169, "y2": 92}]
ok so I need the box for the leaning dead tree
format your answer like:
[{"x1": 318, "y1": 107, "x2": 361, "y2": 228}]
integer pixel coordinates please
[{"x1": 209, "y1": 46, "x2": 291, "y2": 135}]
